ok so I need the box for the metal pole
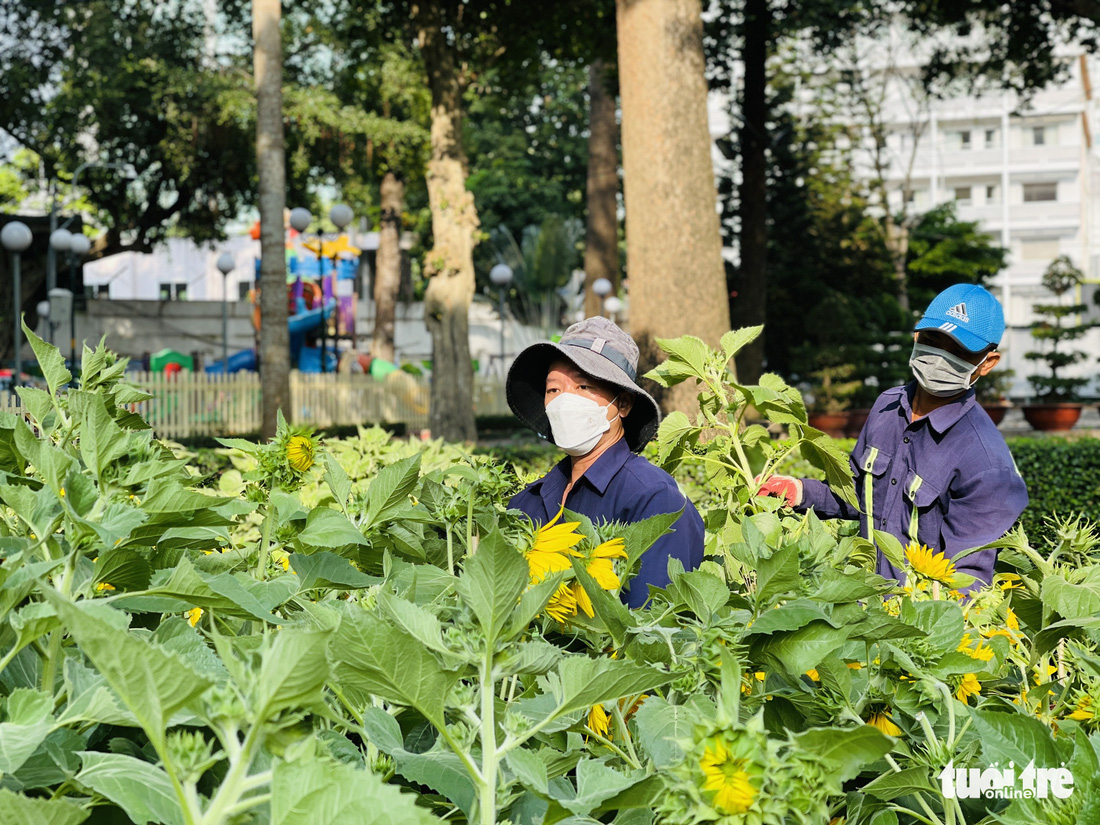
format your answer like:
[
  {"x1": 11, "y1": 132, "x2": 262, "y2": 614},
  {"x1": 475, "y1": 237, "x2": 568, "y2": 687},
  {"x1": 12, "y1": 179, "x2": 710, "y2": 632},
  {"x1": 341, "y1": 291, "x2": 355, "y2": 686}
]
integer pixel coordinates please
[
  {"x1": 320, "y1": 238, "x2": 328, "y2": 373},
  {"x1": 498, "y1": 285, "x2": 506, "y2": 370},
  {"x1": 222, "y1": 272, "x2": 229, "y2": 373},
  {"x1": 12, "y1": 251, "x2": 21, "y2": 388},
  {"x1": 68, "y1": 251, "x2": 77, "y2": 373}
]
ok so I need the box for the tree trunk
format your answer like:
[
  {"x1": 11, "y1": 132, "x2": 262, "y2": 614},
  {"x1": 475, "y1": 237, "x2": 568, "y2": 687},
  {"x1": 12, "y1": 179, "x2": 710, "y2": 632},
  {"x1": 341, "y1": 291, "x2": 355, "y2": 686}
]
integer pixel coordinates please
[
  {"x1": 253, "y1": 0, "x2": 289, "y2": 439},
  {"x1": 416, "y1": 2, "x2": 479, "y2": 442},
  {"x1": 731, "y1": 0, "x2": 770, "y2": 384},
  {"x1": 583, "y1": 59, "x2": 620, "y2": 320},
  {"x1": 373, "y1": 170, "x2": 404, "y2": 363},
  {"x1": 617, "y1": 0, "x2": 730, "y2": 413},
  {"x1": 885, "y1": 216, "x2": 911, "y2": 314}
]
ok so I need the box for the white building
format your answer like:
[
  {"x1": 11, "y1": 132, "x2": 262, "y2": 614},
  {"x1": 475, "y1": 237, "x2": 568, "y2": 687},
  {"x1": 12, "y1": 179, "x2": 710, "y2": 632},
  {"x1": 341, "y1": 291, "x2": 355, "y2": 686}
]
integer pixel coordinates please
[{"x1": 852, "y1": 33, "x2": 1100, "y2": 397}]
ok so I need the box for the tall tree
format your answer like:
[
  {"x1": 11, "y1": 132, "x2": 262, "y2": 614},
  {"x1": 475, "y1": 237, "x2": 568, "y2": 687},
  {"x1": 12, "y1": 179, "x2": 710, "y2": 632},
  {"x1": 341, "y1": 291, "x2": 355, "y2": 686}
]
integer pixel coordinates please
[
  {"x1": 582, "y1": 59, "x2": 621, "y2": 319},
  {"x1": 617, "y1": 0, "x2": 731, "y2": 413},
  {"x1": 373, "y1": 171, "x2": 404, "y2": 363},
  {"x1": 253, "y1": 0, "x2": 290, "y2": 438},
  {"x1": 414, "y1": 0, "x2": 480, "y2": 442}
]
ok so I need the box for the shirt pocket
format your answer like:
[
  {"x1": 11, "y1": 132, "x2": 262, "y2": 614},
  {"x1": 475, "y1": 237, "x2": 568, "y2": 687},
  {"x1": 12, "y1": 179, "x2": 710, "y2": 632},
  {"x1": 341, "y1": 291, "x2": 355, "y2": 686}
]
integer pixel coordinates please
[
  {"x1": 858, "y1": 443, "x2": 892, "y2": 478},
  {"x1": 902, "y1": 468, "x2": 945, "y2": 545}
]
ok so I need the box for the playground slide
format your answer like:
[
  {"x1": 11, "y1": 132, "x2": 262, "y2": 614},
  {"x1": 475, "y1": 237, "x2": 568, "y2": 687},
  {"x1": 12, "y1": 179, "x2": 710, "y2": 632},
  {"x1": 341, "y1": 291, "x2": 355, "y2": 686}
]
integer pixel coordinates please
[{"x1": 205, "y1": 300, "x2": 336, "y2": 374}]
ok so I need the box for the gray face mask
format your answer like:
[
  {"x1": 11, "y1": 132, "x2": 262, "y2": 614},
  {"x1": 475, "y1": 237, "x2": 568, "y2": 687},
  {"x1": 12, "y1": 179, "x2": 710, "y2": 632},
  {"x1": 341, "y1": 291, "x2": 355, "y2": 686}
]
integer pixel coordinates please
[{"x1": 910, "y1": 342, "x2": 986, "y2": 397}]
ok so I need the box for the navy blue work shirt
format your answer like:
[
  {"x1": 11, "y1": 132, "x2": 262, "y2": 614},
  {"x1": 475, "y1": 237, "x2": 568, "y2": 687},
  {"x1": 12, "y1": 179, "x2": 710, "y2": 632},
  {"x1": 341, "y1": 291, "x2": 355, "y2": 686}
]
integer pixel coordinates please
[
  {"x1": 799, "y1": 382, "x2": 1028, "y2": 591},
  {"x1": 509, "y1": 437, "x2": 705, "y2": 607}
]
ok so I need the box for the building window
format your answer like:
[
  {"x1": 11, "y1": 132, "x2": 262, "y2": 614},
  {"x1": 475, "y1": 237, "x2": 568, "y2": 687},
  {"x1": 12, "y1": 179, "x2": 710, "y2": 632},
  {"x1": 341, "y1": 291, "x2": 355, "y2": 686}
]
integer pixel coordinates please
[
  {"x1": 985, "y1": 129, "x2": 997, "y2": 149},
  {"x1": 237, "y1": 281, "x2": 253, "y2": 301},
  {"x1": 960, "y1": 130, "x2": 971, "y2": 149},
  {"x1": 1019, "y1": 239, "x2": 1062, "y2": 260},
  {"x1": 985, "y1": 184, "x2": 998, "y2": 203},
  {"x1": 1032, "y1": 126, "x2": 1047, "y2": 146},
  {"x1": 85, "y1": 284, "x2": 108, "y2": 300},
  {"x1": 954, "y1": 186, "x2": 972, "y2": 205},
  {"x1": 159, "y1": 283, "x2": 188, "y2": 301},
  {"x1": 1023, "y1": 182, "x2": 1058, "y2": 202}
]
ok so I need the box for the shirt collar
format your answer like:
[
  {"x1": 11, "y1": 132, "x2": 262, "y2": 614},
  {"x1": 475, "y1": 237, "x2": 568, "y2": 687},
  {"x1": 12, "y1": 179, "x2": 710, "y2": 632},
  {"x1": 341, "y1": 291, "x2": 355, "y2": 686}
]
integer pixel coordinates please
[
  {"x1": 901, "y1": 381, "x2": 977, "y2": 433},
  {"x1": 532, "y1": 437, "x2": 632, "y2": 511}
]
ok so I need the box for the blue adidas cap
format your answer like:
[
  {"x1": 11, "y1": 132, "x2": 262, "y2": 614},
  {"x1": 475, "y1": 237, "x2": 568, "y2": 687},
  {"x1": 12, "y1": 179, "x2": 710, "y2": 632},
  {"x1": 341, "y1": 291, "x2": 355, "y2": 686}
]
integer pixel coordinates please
[{"x1": 914, "y1": 284, "x2": 1005, "y2": 353}]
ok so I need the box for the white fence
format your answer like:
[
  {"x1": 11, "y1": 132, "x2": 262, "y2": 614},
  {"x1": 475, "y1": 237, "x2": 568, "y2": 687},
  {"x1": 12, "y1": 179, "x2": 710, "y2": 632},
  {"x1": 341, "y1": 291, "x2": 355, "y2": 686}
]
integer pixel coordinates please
[{"x1": 0, "y1": 371, "x2": 511, "y2": 440}]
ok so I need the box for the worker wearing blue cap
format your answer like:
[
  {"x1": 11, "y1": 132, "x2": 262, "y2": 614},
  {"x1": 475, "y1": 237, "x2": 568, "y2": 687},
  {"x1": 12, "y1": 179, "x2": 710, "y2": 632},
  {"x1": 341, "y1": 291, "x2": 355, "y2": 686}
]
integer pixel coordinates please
[{"x1": 762, "y1": 284, "x2": 1029, "y2": 593}]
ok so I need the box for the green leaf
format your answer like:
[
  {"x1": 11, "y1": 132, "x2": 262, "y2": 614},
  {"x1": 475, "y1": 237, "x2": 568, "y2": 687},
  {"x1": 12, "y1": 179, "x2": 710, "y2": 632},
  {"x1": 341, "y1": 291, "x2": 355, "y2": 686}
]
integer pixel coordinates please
[
  {"x1": 290, "y1": 551, "x2": 380, "y2": 591},
  {"x1": 551, "y1": 759, "x2": 648, "y2": 817},
  {"x1": 377, "y1": 590, "x2": 461, "y2": 664},
  {"x1": 329, "y1": 608, "x2": 460, "y2": 731},
  {"x1": 570, "y1": 560, "x2": 635, "y2": 648},
  {"x1": 455, "y1": 527, "x2": 529, "y2": 645},
  {"x1": 0, "y1": 689, "x2": 53, "y2": 774},
  {"x1": 7, "y1": 603, "x2": 60, "y2": 661},
  {"x1": 720, "y1": 327, "x2": 763, "y2": 363},
  {"x1": 505, "y1": 573, "x2": 568, "y2": 639},
  {"x1": 76, "y1": 751, "x2": 183, "y2": 825},
  {"x1": 799, "y1": 434, "x2": 858, "y2": 510},
  {"x1": 298, "y1": 508, "x2": 368, "y2": 549},
  {"x1": 21, "y1": 320, "x2": 71, "y2": 395},
  {"x1": 0, "y1": 788, "x2": 88, "y2": 825},
  {"x1": 393, "y1": 749, "x2": 476, "y2": 817},
  {"x1": 861, "y1": 766, "x2": 936, "y2": 800},
  {"x1": 364, "y1": 454, "x2": 421, "y2": 528},
  {"x1": 1042, "y1": 571, "x2": 1100, "y2": 620},
  {"x1": 901, "y1": 600, "x2": 963, "y2": 657},
  {"x1": 744, "y1": 600, "x2": 836, "y2": 636},
  {"x1": 633, "y1": 697, "x2": 697, "y2": 769},
  {"x1": 654, "y1": 411, "x2": 698, "y2": 471},
  {"x1": 271, "y1": 756, "x2": 440, "y2": 825},
  {"x1": 323, "y1": 452, "x2": 352, "y2": 510},
  {"x1": 667, "y1": 567, "x2": 729, "y2": 620},
  {"x1": 872, "y1": 530, "x2": 906, "y2": 571},
  {"x1": 15, "y1": 388, "x2": 54, "y2": 430},
  {"x1": 749, "y1": 621, "x2": 850, "y2": 676},
  {"x1": 256, "y1": 628, "x2": 332, "y2": 718},
  {"x1": 755, "y1": 543, "x2": 800, "y2": 606},
  {"x1": 360, "y1": 707, "x2": 404, "y2": 755},
  {"x1": 74, "y1": 392, "x2": 129, "y2": 481},
  {"x1": 969, "y1": 708, "x2": 1061, "y2": 769},
  {"x1": 553, "y1": 657, "x2": 677, "y2": 717},
  {"x1": 792, "y1": 726, "x2": 895, "y2": 783},
  {"x1": 507, "y1": 747, "x2": 551, "y2": 794},
  {"x1": 44, "y1": 595, "x2": 213, "y2": 737},
  {"x1": 92, "y1": 548, "x2": 153, "y2": 592},
  {"x1": 813, "y1": 568, "x2": 889, "y2": 603},
  {"x1": 619, "y1": 510, "x2": 682, "y2": 580}
]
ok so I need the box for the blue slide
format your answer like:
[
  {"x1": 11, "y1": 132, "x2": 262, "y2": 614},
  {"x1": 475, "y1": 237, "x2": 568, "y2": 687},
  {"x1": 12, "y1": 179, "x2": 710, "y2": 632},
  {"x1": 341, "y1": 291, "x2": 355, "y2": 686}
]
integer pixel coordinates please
[{"x1": 205, "y1": 299, "x2": 337, "y2": 374}]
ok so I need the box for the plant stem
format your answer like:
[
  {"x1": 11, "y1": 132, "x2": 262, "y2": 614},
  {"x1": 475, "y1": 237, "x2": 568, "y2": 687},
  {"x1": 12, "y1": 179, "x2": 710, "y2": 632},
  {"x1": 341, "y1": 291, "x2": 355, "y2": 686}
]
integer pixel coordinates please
[
  {"x1": 885, "y1": 754, "x2": 945, "y2": 825},
  {"x1": 254, "y1": 502, "x2": 274, "y2": 579},
  {"x1": 584, "y1": 727, "x2": 641, "y2": 769},
  {"x1": 478, "y1": 654, "x2": 498, "y2": 825},
  {"x1": 610, "y1": 700, "x2": 641, "y2": 766},
  {"x1": 466, "y1": 492, "x2": 475, "y2": 560},
  {"x1": 446, "y1": 525, "x2": 454, "y2": 575}
]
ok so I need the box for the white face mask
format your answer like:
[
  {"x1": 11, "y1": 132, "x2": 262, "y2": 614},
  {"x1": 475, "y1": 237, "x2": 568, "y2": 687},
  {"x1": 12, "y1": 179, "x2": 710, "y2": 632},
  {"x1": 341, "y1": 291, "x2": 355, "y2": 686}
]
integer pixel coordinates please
[
  {"x1": 544, "y1": 392, "x2": 620, "y2": 456},
  {"x1": 910, "y1": 342, "x2": 987, "y2": 397}
]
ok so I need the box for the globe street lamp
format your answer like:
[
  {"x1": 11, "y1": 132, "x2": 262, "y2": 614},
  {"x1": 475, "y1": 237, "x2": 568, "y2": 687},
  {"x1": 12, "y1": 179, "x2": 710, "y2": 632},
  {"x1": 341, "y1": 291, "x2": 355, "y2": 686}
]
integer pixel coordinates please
[
  {"x1": 48, "y1": 229, "x2": 74, "y2": 345},
  {"x1": 289, "y1": 208, "x2": 326, "y2": 372},
  {"x1": 2, "y1": 221, "x2": 34, "y2": 387},
  {"x1": 591, "y1": 277, "x2": 612, "y2": 318},
  {"x1": 604, "y1": 295, "x2": 623, "y2": 325},
  {"x1": 216, "y1": 252, "x2": 236, "y2": 374},
  {"x1": 67, "y1": 233, "x2": 92, "y2": 371},
  {"x1": 490, "y1": 263, "x2": 514, "y2": 375},
  {"x1": 327, "y1": 204, "x2": 354, "y2": 370}
]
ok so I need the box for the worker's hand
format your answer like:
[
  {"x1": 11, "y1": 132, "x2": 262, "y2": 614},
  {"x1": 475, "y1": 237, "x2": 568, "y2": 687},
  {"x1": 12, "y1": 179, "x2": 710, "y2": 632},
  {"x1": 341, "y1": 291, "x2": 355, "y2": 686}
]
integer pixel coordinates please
[{"x1": 757, "y1": 475, "x2": 803, "y2": 507}]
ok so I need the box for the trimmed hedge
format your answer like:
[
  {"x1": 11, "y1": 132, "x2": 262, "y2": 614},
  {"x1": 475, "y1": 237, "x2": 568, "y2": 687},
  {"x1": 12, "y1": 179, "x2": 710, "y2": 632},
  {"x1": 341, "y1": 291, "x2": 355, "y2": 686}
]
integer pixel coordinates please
[{"x1": 1007, "y1": 436, "x2": 1100, "y2": 542}]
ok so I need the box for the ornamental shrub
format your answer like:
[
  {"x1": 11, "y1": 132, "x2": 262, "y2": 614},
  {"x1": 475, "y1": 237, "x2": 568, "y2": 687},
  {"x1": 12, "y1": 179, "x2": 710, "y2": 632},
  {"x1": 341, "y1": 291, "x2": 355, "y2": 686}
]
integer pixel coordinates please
[{"x1": 1007, "y1": 437, "x2": 1100, "y2": 543}]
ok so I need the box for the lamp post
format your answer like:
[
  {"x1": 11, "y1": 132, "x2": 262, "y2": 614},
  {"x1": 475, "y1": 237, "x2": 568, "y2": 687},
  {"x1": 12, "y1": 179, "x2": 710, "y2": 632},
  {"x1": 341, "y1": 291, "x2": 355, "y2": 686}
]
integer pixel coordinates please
[
  {"x1": 216, "y1": 252, "x2": 236, "y2": 373},
  {"x1": 604, "y1": 295, "x2": 623, "y2": 325},
  {"x1": 2, "y1": 221, "x2": 34, "y2": 387},
  {"x1": 288, "y1": 208, "x2": 323, "y2": 372},
  {"x1": 490, "y1": 262, "x2": 514, "y2": 375},
  {"x1": 48, "y1": 229, "x2": 73, "y2": 345},
  {"x1": 328, "y1": 204, "x2": 354, "y2": 371},
  {"x1": 67, "y1": 233, "x2": 92, "y2": 372},
  {"x1": 592, "y1": 277, "x2": 612, "y2": 318}
]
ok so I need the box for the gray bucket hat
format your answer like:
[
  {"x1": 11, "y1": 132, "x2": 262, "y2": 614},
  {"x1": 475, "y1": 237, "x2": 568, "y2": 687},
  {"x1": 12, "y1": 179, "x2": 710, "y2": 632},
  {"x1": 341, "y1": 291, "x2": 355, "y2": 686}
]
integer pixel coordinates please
[{"x1": 506, "y1": 316, "x2": 661, "y2": 452}]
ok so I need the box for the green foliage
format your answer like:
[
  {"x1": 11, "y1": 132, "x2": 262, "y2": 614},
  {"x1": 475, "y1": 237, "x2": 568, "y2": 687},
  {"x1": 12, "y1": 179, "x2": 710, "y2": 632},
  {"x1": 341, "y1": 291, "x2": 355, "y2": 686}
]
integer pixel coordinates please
[
  {"x1": 2, "y1": 332, "x2": 1098, "y2": 825},
  {"x1": 1007, "y1": 437, "x2": 1100, "y2": 544}
]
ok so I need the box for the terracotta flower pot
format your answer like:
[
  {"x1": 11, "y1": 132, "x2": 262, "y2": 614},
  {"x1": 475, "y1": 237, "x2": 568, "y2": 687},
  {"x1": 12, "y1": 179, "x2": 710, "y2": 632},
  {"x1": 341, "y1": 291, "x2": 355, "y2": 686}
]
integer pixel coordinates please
[
  {"x1": 981, "y1": 404, "x2": 1010, "y2": 426},
  {"x1": 1021, "y1": 402, "x2": 1083, "y2": 432},
  {"x1": 844, "y1": 408, "x2": 871, "y2": 439},
  {"x1": 807, "y1": 412, "x2": 849, "y2": 438}
]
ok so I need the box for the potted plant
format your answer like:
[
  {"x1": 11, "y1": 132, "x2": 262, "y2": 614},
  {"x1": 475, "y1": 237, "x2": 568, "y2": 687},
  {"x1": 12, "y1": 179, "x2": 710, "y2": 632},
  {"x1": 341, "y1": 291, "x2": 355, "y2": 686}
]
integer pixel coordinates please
[
  {"x1": 806, "y1": 364, "x2": 861, "y2": 437},
  {"x1": 1021, "y1": 256, "x2": 1092, "y2": 431},
  {"x1": 975, "y1": 366, "x2": 1015, "y2": 426}
]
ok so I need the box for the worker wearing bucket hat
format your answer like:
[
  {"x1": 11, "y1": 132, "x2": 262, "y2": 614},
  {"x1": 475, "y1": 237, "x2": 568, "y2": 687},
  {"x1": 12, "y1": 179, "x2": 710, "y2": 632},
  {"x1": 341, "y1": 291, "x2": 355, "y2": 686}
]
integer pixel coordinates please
[
  {"x1": 761, "y1": 284, "x2": 1028, "y2": 593},
  {"x1": 507, "y1": 316, "x2": 704, "y2": 608}
]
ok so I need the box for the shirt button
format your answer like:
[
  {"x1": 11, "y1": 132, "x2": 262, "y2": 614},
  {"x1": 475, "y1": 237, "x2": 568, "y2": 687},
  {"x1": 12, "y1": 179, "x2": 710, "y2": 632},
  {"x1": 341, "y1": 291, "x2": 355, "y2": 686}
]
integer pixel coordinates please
[
  {"x1": 903, "y1": 437, "x2": 910, "y2": 443},
  {"x1": 891, "y1": 478, "x2": 897, "y2": 485}
]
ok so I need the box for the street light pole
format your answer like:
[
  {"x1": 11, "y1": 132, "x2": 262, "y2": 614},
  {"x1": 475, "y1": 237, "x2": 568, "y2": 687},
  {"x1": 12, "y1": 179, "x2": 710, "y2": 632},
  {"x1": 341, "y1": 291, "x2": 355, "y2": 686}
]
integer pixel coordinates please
[
  {"x1": 67, "y1": 233, "x2": 91, "y2": 373},
  {"x1": 216, "y1": 252, "x2": 236, "y2": 374},
  {"x1": 49, "y1": 228, "x2": 74, "y2": 345},
  {"x1": 328, "y1": 204, "x2": 354, "y2": 373},
  {"x1": 489, "y1": 263, "x2": 514, "y2": 376},
  {"x1": 2, "y1": 221, "x2": 34, "y2": 387}
]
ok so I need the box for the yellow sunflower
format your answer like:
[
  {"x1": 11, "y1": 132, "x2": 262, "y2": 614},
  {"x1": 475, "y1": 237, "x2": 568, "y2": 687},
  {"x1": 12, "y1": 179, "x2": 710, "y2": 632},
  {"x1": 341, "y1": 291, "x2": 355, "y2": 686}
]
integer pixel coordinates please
[
  {"x1": 905, "y1": 543, "x2": 958, "y2": 585},
  {"x1": 866, "y1": 710, "x2": 902, "y2": 737},
  {"x1": 526, "y1": 507, "x2": 584, "y2": 584},
  {"x1": 587, "y1": 703, "x2": 612, "y2": 739},
  {"x1": 186, "y1": 607, "x2": 204, "y2": 627},
  {"x1": 286, "y1": 435, "x2": 315, "y2": 473},
  {"x1": 574, "y1": 537, "x2": 627, "y2": 617},
  {"x1": 544, "y1": 583, "x2": 578, "y2": 623},
  {"x1": 1067, "y1": 695, "x2": 1094, "y2": 722},
  {"x1": 956, "y1": 673, "x2": 982, "y2": 703},
  {"x1": 700, "y1": 739, "x2": 758, "y2": 814}
]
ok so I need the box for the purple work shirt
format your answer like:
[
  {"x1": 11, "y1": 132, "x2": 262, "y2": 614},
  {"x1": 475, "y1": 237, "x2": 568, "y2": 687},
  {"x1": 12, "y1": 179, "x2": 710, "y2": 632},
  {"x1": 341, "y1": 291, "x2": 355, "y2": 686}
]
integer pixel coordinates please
[
  {"x1": 799, "y1": 382, "x2": 1028, "y2": 591},
  {"x1": 509, "y1": 438, "x2": 705, "y2": 607}
]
